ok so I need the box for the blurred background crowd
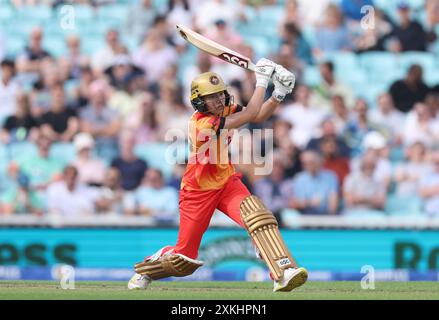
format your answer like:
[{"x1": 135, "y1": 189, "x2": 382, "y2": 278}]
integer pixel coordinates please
[{"x1": 1, "y1": 0, "x2": 439, "y2": 225}]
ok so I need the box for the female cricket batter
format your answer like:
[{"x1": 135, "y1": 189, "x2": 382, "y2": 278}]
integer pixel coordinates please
[{"x1": 128, "y1": 58, "x2": 308, "y2": 292}]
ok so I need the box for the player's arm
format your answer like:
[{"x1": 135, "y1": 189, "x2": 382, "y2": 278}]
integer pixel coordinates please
[{"x1": 223, "y1": 59, "x2": 275, "y2": 130}]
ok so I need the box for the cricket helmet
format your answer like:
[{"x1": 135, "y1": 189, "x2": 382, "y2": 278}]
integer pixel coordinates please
[{"x1": 190, "y1": 72, "x2": 232, "y2": 113}]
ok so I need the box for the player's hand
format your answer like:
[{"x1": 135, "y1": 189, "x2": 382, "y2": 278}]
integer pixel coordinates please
[
  {"x1": 254, "y1": 58, "x2": 276, "y2": 89},
  {"x1": 272, "y1": 65, "x2": 295, "y2": 102}
]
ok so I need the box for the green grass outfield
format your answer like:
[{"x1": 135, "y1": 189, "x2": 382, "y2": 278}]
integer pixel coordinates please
[{"x1": 1, "y1": 281, "x2": 439, "y2": 300}]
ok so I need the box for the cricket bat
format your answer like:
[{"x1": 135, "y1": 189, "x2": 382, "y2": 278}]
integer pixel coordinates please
[{"x1": 176, "y1": 24, "x2": 256, "y2": 72}]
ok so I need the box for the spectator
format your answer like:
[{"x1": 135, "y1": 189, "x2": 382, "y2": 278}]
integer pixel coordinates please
[
  {"x1": 354, "y1": 8, "x2": 392, "y2": 53},
  {"x1": 111, "y1": 132, "x2": 148, "y2": 191},
  {"x1": 389, "y1": 64, "x2": 430, "y2": 113},
  {"x1": 194, "y1": 0, "x2": 244, "y2": 30},
  {"x1": 350, "y1": 131, "x2": 393, "y2": 191},
  {"x1": 279, "y1": 84, "x2": 327, "y2": 148},
  {"x1": 39, "y1": 83, "x2": 79, "y2": 142},
  {"x1": 310, "y1": 61, "x2": 355, "y2": 112},
  {"x1": 343, "y1": 153, "x2": 386, "y2": 214},
  {"x1": 253, "y1": 154, "x2": 294, "y2": 226},
  {"x1": 47, "y1": 165, "x2": 95, "y2": 218},
  {"x1": 0, "y1": 59, "x2": 20, "y2": 124},
  {"x1": 318, "y1": 135, "x2": 350, "y2": 187},
  {"x1": 71, "y1": 133, "x2": 106, "y2": 186},
  {"x1": 403, "y1": 102, "x2": 439, "y2": 147},
  {"x1": 134, "y1": 168, "x2": 179, "y2": 223},
  {"x1": 329, "y1": 95, "x2": 350, "y2": 134},
  {"x1": 281, "y1": 22, "x2": 313, "y2": 65},
  {"x1": 166, "y1": 0, "x2": 193, "y2": 34},
  {"x1": 343, "y1": 98, "x2": 383, "y2": 156},
  {"x1": 16, "y1": 27, "x2": 52, "y2": 74},
  {"x1": 315, "y1": 4, "x2": 352, "y2": 55},
  {"x1": 124, "y1": 0, "x2": 157, "y2": 41},
  {"x1": 1, "y1": 93, "x2": 38, "y2": 144},
  {"x1": 124, "y1": 92, "x2": 160, "y2": 144},
  {"x1": 291, "y1": 150, "x2": 339, "y2": 215},
  {"x1": 79, "y1": 80, "x2": 121, "y2": 161},
  {"x1": 71, "y1": 66, "x2": 94, "y2": 109},
  {"x1": 132, "y1": 28, "x2": 178, "y2": 84},
  {"x1": 395, "y1": 141, "x2": 433, "y2": 196},
  {"x1": 307, "y1": 117, "x2": 351, "y2": 157},
  {"x1": 93, "y1": 167, "x2": 131, "y2": 215},
  {"x1": 64, "y1": 34, "x2": 89, "y2": 77},
  {"x1": 29, "y1": 64, "x2": 62, "y2": 117},
  {"x1": 277, "y1": 139, "x2": 303, "y2": 179},
  {"x1": 386, "y1": 2, "x2": 428, "y2": 52},
  {"x1": 369, "y1": 93, "x2": 405, "y2": 144},
  {"x1": 91, "y1": 29, "x2": 126, "y2": 73},
  {"x1": 0, "y1": 162, "x2": 43, "y2": 216},
  {"x1": 419, "y1": 151, "x2": 439, "y2": 216}
]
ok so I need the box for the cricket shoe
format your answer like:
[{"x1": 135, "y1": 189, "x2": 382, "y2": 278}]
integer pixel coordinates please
[
  {"x1": 273, "y1": 267, "x2": 308, "y2": 292},
  {"x1": 128, "y1": 273, "x2": 151, "y2": 290}
]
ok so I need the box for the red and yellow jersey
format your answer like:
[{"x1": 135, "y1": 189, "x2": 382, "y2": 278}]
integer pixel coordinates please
[{"x1": 181, "y1": 104, "x2": 243, "y2": 191}]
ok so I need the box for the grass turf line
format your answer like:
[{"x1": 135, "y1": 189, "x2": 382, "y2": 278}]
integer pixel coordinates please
[{"x1": 0, "y1": 281, "x2": 438, "y2": 300}]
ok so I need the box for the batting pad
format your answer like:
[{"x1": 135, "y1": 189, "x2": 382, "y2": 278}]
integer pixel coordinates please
[{"x1": 240, "y1": 195, "x2": 297, "y2": 281}]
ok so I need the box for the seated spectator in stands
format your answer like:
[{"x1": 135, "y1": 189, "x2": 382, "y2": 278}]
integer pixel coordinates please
[
  {"x1": 343, "y1": 153, "x2": 386, "y2": 214},
  {"x1": 310, "y1": 61, "x2": 355, "y2": 112},
  {"x1": 403, "y1": 102, "x2": 439, "y2": 147},
  {"x1": 389, "y1": 64, "x2": 430, "y2": 113},
  {"x1": 166, "y1": 0, "x2": 193, "y2": 40},
  {"x1": 277, "y1": 139, "x2": 303, "y2": 179},
  {"x1": 279, "y1": 84, "x2": 327, "y2": 148},
  {"x1": 0, "y1": 162, "x2": 43, "y2": 216},
  {"x1": 307, "y1": 117, "x2": 351, "y2": 157},
  {"x1": 105, "y1": 54, "x2": 144, "y2": 92},
  {"x1": 111, "y1": 132, "x2": 148, "y2": 191},
  {"x1": 1, "y1": 93, "x2": 38, "y2": 144},
  {"x1": 124, "y1": 92, "x2": 160, "y2": 144},
  {"x1": 108, "y1": 69, "x2": 144, "y2": 121},
  {"x1": 91, "y1": 29, "x2": 127, "y2": 73},
  {"x1": 132, "y1": 28, "x2": 178, "y2": 84},
  {"x1": 319, "y1": 135, "x2": 350, "y2": 187},
  {"x1": 386, "y1": 2, "x2": 428, "y2": 52},
  {"x1": 291, "y1": 150, "x2": 339, "y2": 215},
  {"x1": 425, "y1": 92, "x2": 439, "y2": 121},
  {"x1": 16, "y1": 27, "x2": 52, "y2": 74},
  {"x1": 369, "y1": 93, "x2": 404, "y2": 145},
  {"x1": 343, "y1": 98, "x2": 384, "y2": 156},
  {"x1": 419, "y1": 151, "x2": 439, "y2": 216},
  {"x1": 93, "y1": 167, "x2": 131, "y2": 215},
  {"x1": 329, "y1": 95, "x2": 350, "y2": 134},
  {"x1": 71, "y1": 66, "x2": 94, "y2": 109},
  {"x1": 395, "y1": 141, "x2": 433, "y2": 196},
  {"x1": 254, "y1": 154, "x2": 294, "y2": 226},
  {"x1": 124, "y1": 0, "x2": 157, "y2": 41},
  {"x1": 350, "y1": 131, "x2": 393, "y2": 191},
  {"x1": 64, "y1": 34, "x2": 89, "y2": 78},
  {"x1": 426, "y1": 0, "x2": 439, "y2": 31},
  {"x1": 315, "y1": 4, "x2": 352, "y2": 55},
  {"x1": 71, "y1": 133, "x2": 106, "y2": 186},
  {"x1": 47, "y1": 165, "x2": 95, "y2": 218},
  {"x1": 281, "y1": 22, "x2": 313, "y2": 66},
  {"x1": 134, "y1": 168, "x2": 179, "y2": 224},
  {"x1": 39, "y1": 83, "x2": 79, "y2": 142},
  {"x1": 0, "y1": 59, "x2": 20, "y2": 124},
  {"x1": 18, "y1": 136, "x2": 63, "y2": 195},
  {"x1": 194, "y1": 0, "x2": 244, "y2": 30},
  {"x1": 80, "y1": 80, "x2": 121, "y2": 161},
  {"x1": 29, "y1": 64, "x2": 62, "y2": 117}
]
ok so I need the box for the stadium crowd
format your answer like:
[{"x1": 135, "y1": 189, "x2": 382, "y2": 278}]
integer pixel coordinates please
[{"x1": 1, "y1": 0, "x2": 439, "y2": 224}]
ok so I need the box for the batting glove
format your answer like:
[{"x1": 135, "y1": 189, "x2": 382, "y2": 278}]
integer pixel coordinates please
[
  {"x1": 254, "y1": 58, "x2": 276, "y2": 89},
  {"x1": 272, "y1": 65, "x2": 296, "y2": 102}
]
